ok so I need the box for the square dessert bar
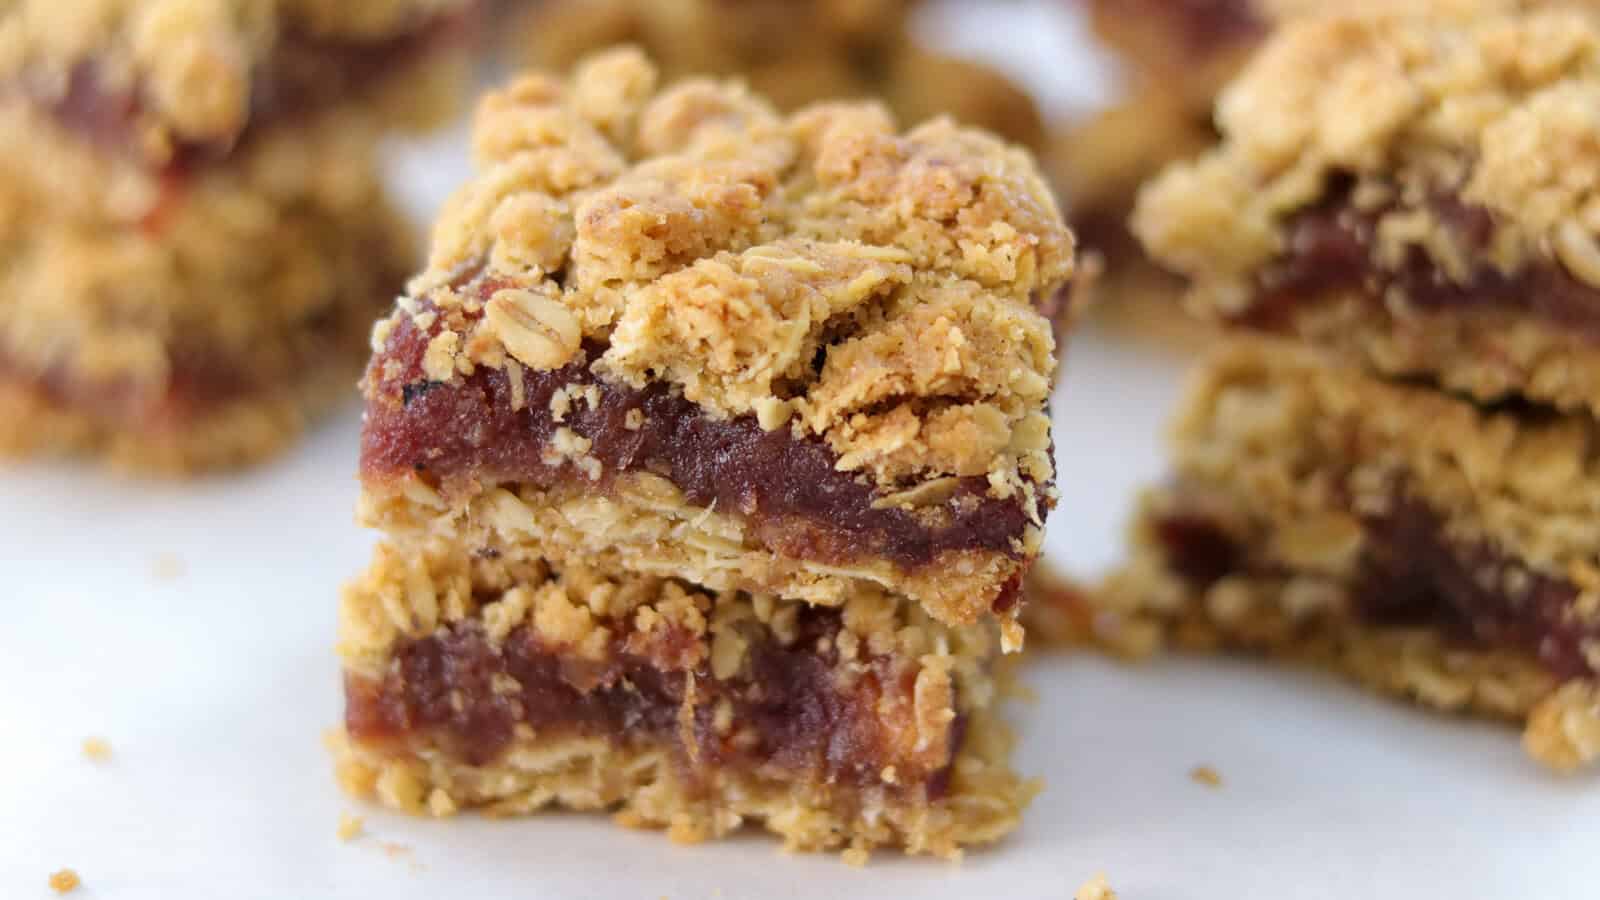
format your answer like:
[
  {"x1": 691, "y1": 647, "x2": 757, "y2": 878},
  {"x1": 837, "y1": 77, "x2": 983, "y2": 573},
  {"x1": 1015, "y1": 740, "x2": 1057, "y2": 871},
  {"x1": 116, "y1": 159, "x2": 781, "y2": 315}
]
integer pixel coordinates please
[
  {"x1": 1136, "y1": 5, "x2": 1600, "y2": 416},
  {"x1": 334, "y1": 540, "x2": 1035, "y2": 859},
  {"x1": 358, "y1": 48, "x2": 1074, "y2": 644},
  {"x1": 510, "y1": 0, "x2": 1045, "y2": 151},
  {"x1": 0, "y1": 0, "x2": 477, "y2": 471},
  {"x1": 340, "y1": 48, "x2": 1074, "y2": 857},
  {"x1": 1102, "y1": 342, "x2": 1600, "y2": 771}
]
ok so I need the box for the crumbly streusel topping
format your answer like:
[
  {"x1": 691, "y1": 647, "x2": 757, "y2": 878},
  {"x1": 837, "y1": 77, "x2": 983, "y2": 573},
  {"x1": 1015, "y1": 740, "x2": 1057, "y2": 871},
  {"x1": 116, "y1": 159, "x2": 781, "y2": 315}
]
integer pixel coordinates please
[
  {"x1": 1135, "y1": 7, "x2": 1600, "y2": 314},
  {"x1": 0, "y1": 0, "x2": 466, "y2": 153},
  {"x1": 388, "y1": 47, "x2": 1071, "y2": 496}
]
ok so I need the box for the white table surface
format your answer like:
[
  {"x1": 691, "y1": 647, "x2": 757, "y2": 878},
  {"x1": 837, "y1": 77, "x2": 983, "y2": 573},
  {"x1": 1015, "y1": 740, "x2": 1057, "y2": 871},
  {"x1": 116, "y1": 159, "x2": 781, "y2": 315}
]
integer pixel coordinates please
[{"x1": 4, "y1": 3, "x2": 1596, "y2": 897}]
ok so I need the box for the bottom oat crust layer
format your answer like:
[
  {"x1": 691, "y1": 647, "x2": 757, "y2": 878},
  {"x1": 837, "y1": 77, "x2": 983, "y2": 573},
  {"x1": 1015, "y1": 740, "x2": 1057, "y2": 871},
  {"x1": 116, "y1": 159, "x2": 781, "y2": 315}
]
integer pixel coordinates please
[{"x1": 335, "y1": 538, "x2": 1037, "y2": 860}]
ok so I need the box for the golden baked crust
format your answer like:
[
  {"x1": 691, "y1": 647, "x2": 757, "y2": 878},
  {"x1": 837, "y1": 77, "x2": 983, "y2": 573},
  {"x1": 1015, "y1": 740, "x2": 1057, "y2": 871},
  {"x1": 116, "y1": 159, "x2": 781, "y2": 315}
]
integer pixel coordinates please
[
  {"x1": 1090, "y1": 339, "x2": 1600, "y2": 770},
  {"x1": 335, "y1": 537, "x2": 1037, "y2": 860},
  {"x1": 1135, "y1": 6, "x2": 1600, "y2": 412},
  {"x1": 507, "y1": 0, "x2": 1044, "y2": 150},
  {"x1": 361, "y1": 49, "x2": 1072, "y2": 635},
  {"x1": 0, "y1": 0, "x2": 474, "y2": 167}
]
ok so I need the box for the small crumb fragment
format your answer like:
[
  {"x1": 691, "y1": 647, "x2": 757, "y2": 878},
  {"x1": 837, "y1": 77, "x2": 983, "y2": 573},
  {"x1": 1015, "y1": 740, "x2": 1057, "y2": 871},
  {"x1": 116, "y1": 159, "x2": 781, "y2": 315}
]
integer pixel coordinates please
[
  {"x1": 380, "y1": 841, "x2": 411, "y2": 860},
  {"x1": 1190, "y1": 764, "x2": 1223, "y2": 788},
  {"x1": 81, "y1": 737, "x2": 112, "y2": 762},
  {"x1": 1075, "y1": 874, "x2": 1117, "y2": 900},
  {"x1": 151, "y1": 554, "x2": 185, "y2": 580},
  {"x1": 842, "y1": 845, "x2": 870, "y2": 867},
  {"x1": 337, "y1": 812, "x2": 365, "y2": 842},
  {"x1": 48, "y1": 869, "x2": 81, "y2": 894}
]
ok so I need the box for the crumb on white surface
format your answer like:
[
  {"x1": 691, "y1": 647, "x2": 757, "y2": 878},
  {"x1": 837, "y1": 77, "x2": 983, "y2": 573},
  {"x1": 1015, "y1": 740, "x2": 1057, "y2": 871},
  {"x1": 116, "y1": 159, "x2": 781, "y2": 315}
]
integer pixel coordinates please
[
  {"x1": 337, "y1": 812, "x2": 365, "y2": 842},
  {"x1": 1190, "y1": 765, "x2": 1223, "y2": 788},
  {"x1": 1075, "y1": 874, "x2": 1117, "y2": 900},
  {"x1": 81, "y1": 737, "x2": 112, "y2": 762},
  {"x1": 48, "y1": 869, "x2": 81, "y2": 893},
  {"x1": 151, "y1": 554, "x2": 186, "y2": 580}
]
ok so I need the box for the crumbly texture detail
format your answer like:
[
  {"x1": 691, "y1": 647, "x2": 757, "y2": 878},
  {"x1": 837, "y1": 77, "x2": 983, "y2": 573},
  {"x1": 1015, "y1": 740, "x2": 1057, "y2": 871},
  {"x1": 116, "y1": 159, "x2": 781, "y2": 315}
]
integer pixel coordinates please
[
  {"x1": 1168, "y1": 341, "x2": 1600, "y2": 626},
  {"x1": 1104, "y1": 487, "x2": 1597, "y2": 771},
  {"x1": 394, "y1": 48, "x2": 1069, "y2": 496},
  {"x1": 336, "y1": 537, "x2": 1036, "y2": 858},
  {"x1": 47, "y1": 869, "x2": 81, "y2": 894},
  {"x1": 1086, "y1": 340, "x2": 1600, "y2": 770}
]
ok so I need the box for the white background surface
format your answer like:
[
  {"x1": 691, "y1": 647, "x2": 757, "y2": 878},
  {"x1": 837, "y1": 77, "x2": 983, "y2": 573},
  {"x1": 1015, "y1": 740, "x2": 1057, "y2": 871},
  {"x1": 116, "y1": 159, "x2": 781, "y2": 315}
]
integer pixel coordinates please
[{"x1": 4, "y1": 3, "x2": 1596, "y2": 897}]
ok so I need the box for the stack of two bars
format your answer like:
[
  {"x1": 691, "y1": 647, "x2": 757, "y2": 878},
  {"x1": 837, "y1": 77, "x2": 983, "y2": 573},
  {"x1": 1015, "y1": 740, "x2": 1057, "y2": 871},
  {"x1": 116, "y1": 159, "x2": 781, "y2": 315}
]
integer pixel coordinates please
[
  {"x1": 333, "y1": 50, "x2": 1077, "y2": 858},
  {"x1": 0, "y1": 0, "x2": 475, "y2": 471},
  {"x1": 1108, "y1": 6, "x2": 1600, "y2": 769}
]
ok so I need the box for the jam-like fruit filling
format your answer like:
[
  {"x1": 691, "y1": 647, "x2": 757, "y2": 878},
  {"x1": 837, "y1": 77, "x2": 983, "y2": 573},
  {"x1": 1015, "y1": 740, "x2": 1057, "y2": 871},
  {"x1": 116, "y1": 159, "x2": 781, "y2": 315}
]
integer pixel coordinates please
[
  {"x1": 345, "y1": 600, "x2": 964, "y2": 798},
  {"x1": 1153, "y1": 491, "x2": 1595, "y2": 679},
  {"x1": 361, "y1": 288, "x2": 1040, "y2": 576},
  {"x1": 1245, "y1": 179, "x2": 1600, "y2": 338}
]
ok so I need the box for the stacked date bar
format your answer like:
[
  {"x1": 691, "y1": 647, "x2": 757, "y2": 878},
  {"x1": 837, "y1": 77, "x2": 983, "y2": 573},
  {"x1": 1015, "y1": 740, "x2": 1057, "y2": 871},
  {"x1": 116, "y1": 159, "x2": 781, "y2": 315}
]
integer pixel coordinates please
[
  {"x1": 0, "y1": 0, "x2": 476, "y2": 471},
  {"x1": 1107, "y1": 7, "x2": 1600, "y2": 768},
  {"x1": 334, "y1": 48, "x2": 1075, "y2": 859}
]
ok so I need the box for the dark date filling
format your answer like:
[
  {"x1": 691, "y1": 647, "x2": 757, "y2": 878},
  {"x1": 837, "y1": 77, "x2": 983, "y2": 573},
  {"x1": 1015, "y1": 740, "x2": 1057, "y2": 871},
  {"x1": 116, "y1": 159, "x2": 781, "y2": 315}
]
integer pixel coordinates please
[
  {"x1": 345, "y1": 600, "x2": 963, "y2": 799},
  {"x1": 1246, "y1": 178, "x2": 1600, "y2": 339},
  {"x1": 1155, "y1": 493, "x2": 1597, "y2": 680},
  {"x1": 24, "y1": 4, "x2": 476, "y2": 172},
  {"x1": 360, "y1": 288, "x2": 1040, "y2": 578}
]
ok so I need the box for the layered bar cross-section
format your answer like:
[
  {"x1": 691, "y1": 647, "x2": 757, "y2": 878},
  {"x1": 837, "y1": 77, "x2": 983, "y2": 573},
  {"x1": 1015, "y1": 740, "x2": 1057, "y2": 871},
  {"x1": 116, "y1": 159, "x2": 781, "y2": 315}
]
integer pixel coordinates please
[
  {"x1": 1135, "y1": 4, "x2": 1600, "y2": 415},
  {"x1": 1099, "y1": 342, "x2": 1600, "y2": 770},
  {"x1": 334, "y1": 539, "x2": 1034, "y2": 858},
  {"x1": 339, "y1": 48, "x2": 1075, "y2": 858},
  {"x1": 358, "y1": 48, "x2": 1074, "y2": 640}
]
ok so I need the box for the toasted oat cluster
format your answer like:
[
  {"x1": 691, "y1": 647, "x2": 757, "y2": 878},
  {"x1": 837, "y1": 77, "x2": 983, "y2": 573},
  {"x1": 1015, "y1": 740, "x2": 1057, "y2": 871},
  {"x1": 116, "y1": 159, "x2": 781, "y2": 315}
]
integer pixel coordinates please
[
  {"x1": 361, "y1": 48, "x2": 1073, "y2": 635},
  {"x1": 1094, "y1": 341, "x2": 1600, "y2": 771},
  {"x1": 340, "y1": 49, "x2": 1069, "y2": 859},
  {"x1": 1135, "y1": 6, "x2": 1600, "y2": 413},
  {"x1": 509, "y1": 0, "x2": 1044, "y2": 150},
  {"x1": 0, "y1": 0, "x2": 474, "y2": 472}
]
